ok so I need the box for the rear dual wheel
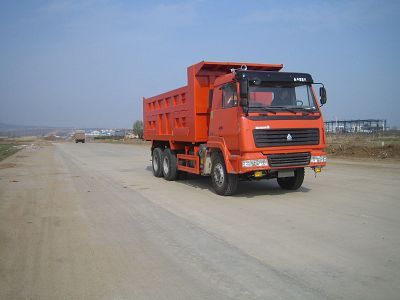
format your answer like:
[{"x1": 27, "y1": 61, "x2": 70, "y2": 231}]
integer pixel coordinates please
[
  {"x1": 152, "y1": 148, "x2": 179, "y2": 180},
  {"x1": 162, "y1": 149, "x2": 178, "y2": 181},
  {"x1": 152, "y1": 148, "x2": 163, "y2": 177}
]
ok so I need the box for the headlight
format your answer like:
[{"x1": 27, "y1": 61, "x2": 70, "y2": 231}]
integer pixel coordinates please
[
  {"x1": 242, "y1": 159, "x2": 269, "y2": 168},
  {"x1": 310, "y1": 155, "x2": 327, "y2": 163}
]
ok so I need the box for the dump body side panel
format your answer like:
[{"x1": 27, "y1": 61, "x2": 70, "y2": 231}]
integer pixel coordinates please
[{"x1": 143, "y1": 86, "x2": 193, "y2": 142}]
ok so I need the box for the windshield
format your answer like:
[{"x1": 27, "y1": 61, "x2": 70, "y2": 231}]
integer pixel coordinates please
[{"x1": 248, "y1": 83, "x2": 318, "y2": 111}]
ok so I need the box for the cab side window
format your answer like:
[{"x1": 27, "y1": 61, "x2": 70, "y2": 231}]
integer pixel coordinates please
[{"x1": 222, "y1": 83, "x2": 238, "y2": 108}]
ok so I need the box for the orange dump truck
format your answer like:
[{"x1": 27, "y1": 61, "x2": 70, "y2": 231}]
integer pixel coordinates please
[{"x1": 143, "y1": 61, "x2": 327, "y2": 195}]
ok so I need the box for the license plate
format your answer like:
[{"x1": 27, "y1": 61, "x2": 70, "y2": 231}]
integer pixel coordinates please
[{"x1": 278, "y1": 170, "x2": 294, "y2": 178}]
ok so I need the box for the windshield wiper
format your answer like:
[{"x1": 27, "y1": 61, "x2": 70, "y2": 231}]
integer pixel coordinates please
[
  {"x1": 248, "y1": 106, "x2": 277, "y2": 114},
  {"x1": 285, "y1": 106, "x2": 319, "y2": 114},
  {"x1": 267, "y1": 106, "x2": 298, "y2": 114}
]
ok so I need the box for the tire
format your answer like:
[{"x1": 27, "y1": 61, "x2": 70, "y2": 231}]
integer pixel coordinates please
[
  {"x1": 152, "y1": 148, "x2": 163, "y2": 177},
  {"x1": 162, "y1": 149, "x2": 178, "y2": 181},
  {"x1": 211, "y1": 153, "x2": 238, "y2": 196},
  {"x1": 277, "y1": 168, "x2": 305, "y2": 190}
]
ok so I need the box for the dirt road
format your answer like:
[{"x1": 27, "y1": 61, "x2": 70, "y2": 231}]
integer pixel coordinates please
[{"x1": 0, "y1": 143, "x2": 399, "y2": 299}]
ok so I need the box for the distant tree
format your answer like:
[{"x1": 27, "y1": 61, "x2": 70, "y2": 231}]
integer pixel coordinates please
[{"x1": 132, "y1": 120, "x2": 143, "y2": 139}]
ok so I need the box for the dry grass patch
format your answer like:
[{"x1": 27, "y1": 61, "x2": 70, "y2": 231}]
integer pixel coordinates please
[{"x1": 326, "y1": 132, "x2": 400, "y2": 160}]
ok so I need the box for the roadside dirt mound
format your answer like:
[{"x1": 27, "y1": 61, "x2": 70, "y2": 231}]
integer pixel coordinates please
[
  {"x1": 326, "y1": 133, "x2": 400, "y2": 160},
  {"x1": 327, "y1": 144, "x2": 400, "y2": 159}
]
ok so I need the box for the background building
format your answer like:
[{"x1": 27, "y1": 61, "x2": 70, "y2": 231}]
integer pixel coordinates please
[{"x1": 324, "y1": 119, "x2": 387, "y2": 133}]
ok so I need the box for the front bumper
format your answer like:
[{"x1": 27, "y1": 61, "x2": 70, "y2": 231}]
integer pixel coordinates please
[{"x1": 237, "y1": 151, "x2": 326, "y2": 174}]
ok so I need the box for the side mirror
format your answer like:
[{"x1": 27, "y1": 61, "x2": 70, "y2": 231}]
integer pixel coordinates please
[
  {"x1": 320, "y1": 86, "x2": 327, "y2": 105},
  {"x1": 239, "y1": 78, "x2": 248, "y2": 100}
]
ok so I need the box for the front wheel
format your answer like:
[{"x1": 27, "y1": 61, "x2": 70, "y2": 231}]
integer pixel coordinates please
[
  {"x1": 211, "y1": 154, "x2": 238, "y2": 196},
  {"x1": 277, "y1": 168, "x2": 305, "y2": 190}
]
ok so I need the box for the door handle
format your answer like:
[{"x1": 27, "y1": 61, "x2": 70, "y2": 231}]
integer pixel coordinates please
[{"x1": 218, "y1": 126, "x2": 223, "y2": 130}]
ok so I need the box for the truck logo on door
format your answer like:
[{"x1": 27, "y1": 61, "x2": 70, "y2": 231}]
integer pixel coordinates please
[{"x1": 287, "y1": 134, "x2": 293, "y2": 141}]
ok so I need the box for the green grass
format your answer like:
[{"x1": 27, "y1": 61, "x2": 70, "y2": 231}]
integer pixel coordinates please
[{"x1": 0, "y1": 144, "x2": 21, "y2": 161}]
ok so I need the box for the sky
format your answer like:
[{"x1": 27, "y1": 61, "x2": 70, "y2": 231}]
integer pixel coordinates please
[{"x1": 1, "y1": 0, "x2": 400, "y2": 128}]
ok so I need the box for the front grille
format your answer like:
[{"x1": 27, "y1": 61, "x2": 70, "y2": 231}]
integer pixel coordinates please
[
  {"x1": 268, "y1": 152, "x2": 311, "y2": 167},
  {"x1": 253, "y1": 128, "x2": 319, "y2": 147}
]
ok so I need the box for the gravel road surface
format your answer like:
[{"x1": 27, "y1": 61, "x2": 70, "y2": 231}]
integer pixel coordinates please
[{"x1": 0, "y1": 143, "x2": 399, "y2": 299}]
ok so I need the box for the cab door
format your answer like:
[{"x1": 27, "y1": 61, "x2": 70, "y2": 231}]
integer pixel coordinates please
[{"x1": 209, "y1": 82, "x2": 239, "y2": 151}]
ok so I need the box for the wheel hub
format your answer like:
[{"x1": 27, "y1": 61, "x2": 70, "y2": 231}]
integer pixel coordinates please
[
  {"x1": 213, "y1": 163, "x2": 225, "y2": 187},
  {"x1": 153, "y1": 155, "x2": 159, "y2": 171},
  {"x1": 163, "y1": 156, "x2": 170, "y2": 175}
]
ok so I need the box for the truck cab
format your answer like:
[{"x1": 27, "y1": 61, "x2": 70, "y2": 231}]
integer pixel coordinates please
[{"x1": 206, "y1": 68, "x2": 327, "y2": 194}]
